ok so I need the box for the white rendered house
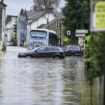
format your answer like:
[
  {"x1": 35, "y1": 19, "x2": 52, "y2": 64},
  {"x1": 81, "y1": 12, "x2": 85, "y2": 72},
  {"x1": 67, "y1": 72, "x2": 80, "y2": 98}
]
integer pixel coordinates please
[
  {"x1": 5, "y1": 15, "x2": 18, "y2": 42},
  {"x1": 0, "y1": 0, "x2": 6, "y2": 50}
]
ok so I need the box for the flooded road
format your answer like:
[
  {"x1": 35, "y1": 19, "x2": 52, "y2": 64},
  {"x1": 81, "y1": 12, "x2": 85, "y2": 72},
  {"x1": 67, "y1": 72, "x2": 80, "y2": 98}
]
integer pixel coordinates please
[{"x1": 0, "y1": 47, "x2": 103, "y2": 105}]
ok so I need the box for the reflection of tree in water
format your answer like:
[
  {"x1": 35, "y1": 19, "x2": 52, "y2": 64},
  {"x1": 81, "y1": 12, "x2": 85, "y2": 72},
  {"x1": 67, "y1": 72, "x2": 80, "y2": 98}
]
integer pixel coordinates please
[
  {"x1": 89, "y1": 79, "x2": 93, "y2": 105},
  {"x1": 62, "y1": 57, "x2": 85, "y2": 104},
  {"x1": 84, "y1": 68, "x2": 103, "y2": 105}
]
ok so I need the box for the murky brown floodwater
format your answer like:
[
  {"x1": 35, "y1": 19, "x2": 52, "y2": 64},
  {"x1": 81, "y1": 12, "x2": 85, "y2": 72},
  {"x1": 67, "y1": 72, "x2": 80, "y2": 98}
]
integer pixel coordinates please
[{"x1": 0, "y1": 46, "x2": 103, "y2": 105}]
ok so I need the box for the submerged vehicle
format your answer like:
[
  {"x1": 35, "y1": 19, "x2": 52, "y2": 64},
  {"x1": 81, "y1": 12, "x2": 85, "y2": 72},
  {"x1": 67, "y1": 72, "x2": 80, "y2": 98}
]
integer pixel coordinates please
[{"x1": 18, "y1": 46, "x2": 65, "y2": 59}]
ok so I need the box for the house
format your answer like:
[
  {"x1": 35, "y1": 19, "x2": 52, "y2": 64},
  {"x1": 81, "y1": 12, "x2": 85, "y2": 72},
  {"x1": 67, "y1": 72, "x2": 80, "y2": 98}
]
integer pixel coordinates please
[
  {"x1": 5, "y1": 15, "x2": 18, "y2": 42},
  {"x1": 16, "y1": 9, "x2": 63, "y2": 47},
  {"x1": 27, "y1": 10, "x2": 62, "y2": 38},
  {"x1": 17, "y1": 9, "x2": 27, "y2": 46},
  {"x1": 0, "y1": 0, "x2": 6, "y2": 50}
]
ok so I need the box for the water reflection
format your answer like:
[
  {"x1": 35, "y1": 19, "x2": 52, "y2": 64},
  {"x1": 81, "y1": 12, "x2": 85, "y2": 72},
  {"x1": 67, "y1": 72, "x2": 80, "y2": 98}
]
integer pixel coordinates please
[{"x1": 0, "y1": 47, "x2": 103, "y2": 105}]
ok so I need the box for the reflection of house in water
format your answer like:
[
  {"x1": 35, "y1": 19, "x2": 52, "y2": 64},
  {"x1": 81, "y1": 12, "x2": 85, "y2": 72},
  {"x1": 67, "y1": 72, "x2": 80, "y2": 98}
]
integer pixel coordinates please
[
  {"x1": 17, "y1": 9, "x2": 27, "y2": 46},
  {"x1": 0, "y1": 0, "x2": 6, "y2": 50}
]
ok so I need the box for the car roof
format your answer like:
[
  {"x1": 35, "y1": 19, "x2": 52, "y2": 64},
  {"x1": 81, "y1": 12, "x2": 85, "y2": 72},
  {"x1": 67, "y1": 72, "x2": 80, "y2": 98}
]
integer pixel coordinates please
[{"x1": 33, "y1": 46, "x2": 61, "y2": 49}]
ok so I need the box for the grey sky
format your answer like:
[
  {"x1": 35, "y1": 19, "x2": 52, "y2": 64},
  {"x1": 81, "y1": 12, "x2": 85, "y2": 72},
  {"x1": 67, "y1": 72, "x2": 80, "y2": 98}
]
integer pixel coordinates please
[{"x1": 5, "y1": 0, "x2": 65, "y2": 15}]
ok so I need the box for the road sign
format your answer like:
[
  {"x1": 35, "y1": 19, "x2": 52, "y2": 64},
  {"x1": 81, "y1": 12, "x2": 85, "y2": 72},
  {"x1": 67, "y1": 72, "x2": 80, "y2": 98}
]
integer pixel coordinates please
[
  {"x1": 76, "y1": 29, "x2": 88, "y2": 34},
  {"x1": 95, "y1": 1, "x2": 105, "y2": 28},
  {"x1": 76, "y1": 34, "x2": 85, "y2": 37},
  {"x1": 67, "y1": 31, "x2": 71, "y2": 36}
]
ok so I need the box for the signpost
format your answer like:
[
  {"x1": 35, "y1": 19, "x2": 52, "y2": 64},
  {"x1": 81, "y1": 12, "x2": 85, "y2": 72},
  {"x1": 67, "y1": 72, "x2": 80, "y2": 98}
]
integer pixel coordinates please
[
  {"x1": 67, "y1": 31, "x2": 71, "y2": 36},
  {"x1": 76, "y1": 34, "x2": 85, "y2": 37},
  {"x1": 76, "y1": 29, "x2": 88, "y2": 37},
  {"x1": 76, "y1": 29, "x2": 88, "y2": 34},
  {"x1": 75, "y1": 29, "x2": 88, "y2": 48},
  {"x1": 95, "y1": 2, "x2": 105, "y2": 29},
  {"x1": 90, "y1": 0, "x2": 105, "y2": 31}
]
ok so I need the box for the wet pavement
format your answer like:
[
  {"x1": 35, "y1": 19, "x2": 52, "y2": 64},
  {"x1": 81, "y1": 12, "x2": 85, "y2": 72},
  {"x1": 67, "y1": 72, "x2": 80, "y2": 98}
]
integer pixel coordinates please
[{"x1": 0, "y1": 46, "x2": 103, "y2": 105}]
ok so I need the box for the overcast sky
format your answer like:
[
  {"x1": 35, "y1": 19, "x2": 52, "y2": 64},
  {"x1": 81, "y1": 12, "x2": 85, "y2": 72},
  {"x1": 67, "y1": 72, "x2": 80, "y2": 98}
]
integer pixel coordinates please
[{"x1": 5, "y1": 0, "x2": 65, "y2": 15}]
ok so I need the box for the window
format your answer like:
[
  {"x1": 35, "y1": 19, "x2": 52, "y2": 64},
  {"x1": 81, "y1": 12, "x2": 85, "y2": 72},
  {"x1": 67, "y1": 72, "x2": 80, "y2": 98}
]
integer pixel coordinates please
[
  {"x1": 36, "y1": 47, "x2": 45, "y2": 52},
  {"x1": 45, "y1": 47, "x2": 59, "y2": 52},
  {"x1": 68, "y1": 46, "x2": 80, "y2": 51},
  {"x1": 49, "y1": 32, "x2": 58, "y2": 46},
  {"x1": 30, "y1": 30, "x2": 47, "y2": 38}
]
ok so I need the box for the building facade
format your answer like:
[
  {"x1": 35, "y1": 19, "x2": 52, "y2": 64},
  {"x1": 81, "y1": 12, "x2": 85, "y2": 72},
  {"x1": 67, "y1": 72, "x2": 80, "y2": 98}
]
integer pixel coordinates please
[
  {"x1": 16, "y1": 9, "x2": 63, "y2": 47},
  {"x1": 5, "y1": 15, "x2": 18, "y2": 43},
  {"x1": 27, "y1": 10, "x2": 62, "y2": 38},
  {"x1": 0, "y1": 0, "x2": 6, "y2": 50},
  {"x1": 17, "y1": 9, "x2": 27, "y2": 46}
]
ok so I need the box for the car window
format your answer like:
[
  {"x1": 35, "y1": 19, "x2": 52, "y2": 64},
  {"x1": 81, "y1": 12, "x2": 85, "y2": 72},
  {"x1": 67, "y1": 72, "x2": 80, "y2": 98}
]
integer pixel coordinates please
[
  {"x1": 45, "y1": 47, "x2": 59, "y2": 52},
  {"x1": 75, "y1": 46, "x2": 81, "y2": 50},
  {"x1": 68, "y1": 46, "x2": 80, "y2": 50},
  {"x1": 52, "y1": 47, "x2": 59, "y2": 51},
  {"x1": 36, "y1": 47, "x2": 45, "y2": 52}
]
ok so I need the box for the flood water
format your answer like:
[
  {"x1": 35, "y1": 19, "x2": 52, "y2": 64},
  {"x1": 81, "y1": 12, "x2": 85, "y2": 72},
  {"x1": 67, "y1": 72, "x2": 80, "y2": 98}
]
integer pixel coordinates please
[{"x1": 0, "y1": 46, "x2": 103, "y2": 105}]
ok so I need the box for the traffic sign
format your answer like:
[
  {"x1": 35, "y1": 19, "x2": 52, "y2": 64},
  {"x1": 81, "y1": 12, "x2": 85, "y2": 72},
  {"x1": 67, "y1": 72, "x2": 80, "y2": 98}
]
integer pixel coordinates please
[
  {"x1": 95, "y1": 1, "x2": 105, "y2": 28},
  {"x1": 76, "y1": 34, "x2": 85, "y2": 37},
  {"x1": 76, "y1": 29, "x2": 88, "y2": 34},
  {"x1": 67, "y1": 31, "x2": 71, "y2": 36}
]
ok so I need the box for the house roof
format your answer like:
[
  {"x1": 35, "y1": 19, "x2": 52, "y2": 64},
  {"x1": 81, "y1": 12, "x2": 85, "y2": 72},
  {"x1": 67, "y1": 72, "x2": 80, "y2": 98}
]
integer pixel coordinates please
[
  {"x1": 27, "y1": 10, "x2": 44, "y2": 20},
  {"x1": 38, "y1": 17, "x2": 62, "y2": 29},
  {"x1": 27, "y1": 10, "x2": 62, "y2": 24},
  {"x1": 6, "y1": 15, "x2": 18, "y2": 25},
  {"x1": 0, "y1": 1, "x2": 7, "y2": 7}
]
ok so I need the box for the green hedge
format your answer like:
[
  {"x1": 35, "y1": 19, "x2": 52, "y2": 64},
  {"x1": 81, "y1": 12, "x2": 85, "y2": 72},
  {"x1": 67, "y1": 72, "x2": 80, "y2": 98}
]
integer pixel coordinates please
[{"x1": 85, "y1": 32, "x2": 105, "y2": 80}]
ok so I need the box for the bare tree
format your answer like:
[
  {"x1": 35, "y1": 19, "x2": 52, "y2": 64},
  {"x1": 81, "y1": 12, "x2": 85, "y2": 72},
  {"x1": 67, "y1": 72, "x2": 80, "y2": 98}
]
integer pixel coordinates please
[{"x1": 33, "y1": 0, "x2": 60, "y2": 11}]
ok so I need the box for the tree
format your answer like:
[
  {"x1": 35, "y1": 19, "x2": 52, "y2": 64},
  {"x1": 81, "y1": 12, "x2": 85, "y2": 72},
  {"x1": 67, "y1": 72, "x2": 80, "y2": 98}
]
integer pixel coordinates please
[
  {"x1": 62, "y1": 0, "x2": 90, "y2": 44},
  {"x1": 85, "y1": 33, "x2": 105, "y2": 80},
  {"x1": 10, "y1": 24, "x2": 17, "y2": 46},
  {"x1": 33, "y1": 0, "x2": 60, "y2": 11},
  {"x1": 20, "y1": 9, "x2": 27, "y2": 16}
]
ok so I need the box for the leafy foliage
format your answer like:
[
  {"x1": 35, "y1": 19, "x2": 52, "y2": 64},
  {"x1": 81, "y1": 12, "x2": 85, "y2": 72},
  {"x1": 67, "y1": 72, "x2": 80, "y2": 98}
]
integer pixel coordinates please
[
  {"x1": 85, "y1": 33, "x2": 105, "y2": 80},
  {"x1": 62, "y1": 0, "x2": 105, "y2": 80},
  {"x1": 62, "y1": 0, "x2": 90, "y2": 44},
  {"x1": 33, "y1": 0, "x2": 60, "y2": 11}
]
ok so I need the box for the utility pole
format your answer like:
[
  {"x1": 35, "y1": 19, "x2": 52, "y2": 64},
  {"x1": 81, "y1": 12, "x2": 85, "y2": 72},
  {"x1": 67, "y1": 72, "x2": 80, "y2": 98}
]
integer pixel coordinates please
[
  {"x1": 59, "y1": 20, "x2": 62, "y2": 46},
  {"x1": 90, "y1": 0, "x2": 94, "y2": 31},
  {"x1": 57, "y1": 19, "x2": 62, "y2": 46},
  {"x1": 44, "y1": 0, "x2": 53, "y2": 29},
  {"x1": 103, "y1": 35, "x2": 105, "y2": 105},
  {"x1": 44, "y1": 0, "x2": 49, "y2": 29}
]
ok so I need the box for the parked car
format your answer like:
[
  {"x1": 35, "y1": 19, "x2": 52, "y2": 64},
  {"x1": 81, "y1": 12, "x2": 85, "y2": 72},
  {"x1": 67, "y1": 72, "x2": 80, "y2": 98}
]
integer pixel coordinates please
[
  {"x1": 6, "y1": 42, "x2": 14, "y2": 46},
  {"x1": 65, "y1": 45, "x2": 84, "y2": 56},
  {"x1": 18, "y1": 46, "x2": 65, "y2": 58}
]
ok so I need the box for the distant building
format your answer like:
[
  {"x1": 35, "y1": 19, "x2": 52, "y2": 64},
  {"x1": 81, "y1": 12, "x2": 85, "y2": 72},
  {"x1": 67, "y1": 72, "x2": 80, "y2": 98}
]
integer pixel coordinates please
[
  {"x1": 0, "y1": 0, "x2": 6, "y2": 50},
  {"x1": 5, "y1": 15, "x2": 18, "y2": 43},
  {"x1": 27, "y1": 10, "x2": 62, "y2": 38},
  {"x1": 16, "y1": 9, "x2": 63, "y2": 47},
  {"x1": 17, "y1": 9, "x2": 27, "y2": 46}
]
